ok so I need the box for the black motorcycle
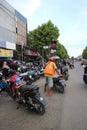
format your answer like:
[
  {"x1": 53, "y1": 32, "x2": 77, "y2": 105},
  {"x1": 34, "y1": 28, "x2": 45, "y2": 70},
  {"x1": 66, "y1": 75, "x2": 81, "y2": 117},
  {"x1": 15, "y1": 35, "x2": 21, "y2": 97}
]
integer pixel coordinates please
[
  {"x1": 17, "y1": 84, "x2": 47, "y2": 115},
  {"x1": 83, "y1": 65, "x2": 87, "y2": 84},
  {"x1": 61, "y1": 66, "x2": 69, "y2": 81},
  {"x1": 53, "y1": 76, "x2": 66, "y2": 93},
  {"x1": 0, "y1": 76, "x2": 47, "y2": 115}
]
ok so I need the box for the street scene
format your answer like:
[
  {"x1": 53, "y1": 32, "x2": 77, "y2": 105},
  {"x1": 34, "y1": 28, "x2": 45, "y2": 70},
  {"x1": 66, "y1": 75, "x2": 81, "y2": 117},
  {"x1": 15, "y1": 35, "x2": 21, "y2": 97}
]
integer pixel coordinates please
[
  {"x1": 0, "y1": 61, "x2": 87, "y2": 130},
  {"x1": 0, "y1": 1, "x2": 87, "y2": 130}
]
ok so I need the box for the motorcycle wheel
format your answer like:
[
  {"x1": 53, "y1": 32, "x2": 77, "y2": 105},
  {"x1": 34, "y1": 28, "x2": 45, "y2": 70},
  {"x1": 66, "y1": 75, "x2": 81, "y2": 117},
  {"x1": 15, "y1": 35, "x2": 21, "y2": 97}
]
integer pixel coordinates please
[
  {"x1": 83, "y1": 75, "x2": 87, "y2": 84},
  {"x1": 58, "y1": 86, "x2": 64, "y2": 93},
  {"x1": 37, "y1": 104, "x2": 45, "y2": 115},
  {"x1": 64, "y1": 75, "x2": 68, "y2": 81},
  {"x1": 53, "y1": 83, "x2": 59, "y2": 91},
  {"x1": 63, "y1": 72, "x2": 69, "y2": 81}
]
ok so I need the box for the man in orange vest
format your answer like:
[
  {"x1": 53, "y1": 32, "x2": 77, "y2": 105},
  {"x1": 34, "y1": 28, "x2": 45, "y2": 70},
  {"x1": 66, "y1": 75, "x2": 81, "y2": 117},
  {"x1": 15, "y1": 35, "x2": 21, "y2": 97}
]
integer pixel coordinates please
[{"x1": 44, "y1": 57, "x2": 62, "y2": 96}]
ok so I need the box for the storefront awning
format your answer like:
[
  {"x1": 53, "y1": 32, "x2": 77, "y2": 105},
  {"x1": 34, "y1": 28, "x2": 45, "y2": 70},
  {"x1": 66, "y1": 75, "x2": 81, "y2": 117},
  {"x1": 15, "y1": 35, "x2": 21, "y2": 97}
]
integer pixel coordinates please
[{"x1": 24, "y1": 49, "x2": 39, "y2": 56}]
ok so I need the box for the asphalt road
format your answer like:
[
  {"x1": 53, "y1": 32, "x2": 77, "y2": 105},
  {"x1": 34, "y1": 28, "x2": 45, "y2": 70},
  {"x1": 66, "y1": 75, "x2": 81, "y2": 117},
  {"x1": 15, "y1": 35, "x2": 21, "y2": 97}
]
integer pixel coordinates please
[
  {"x1": 59, "y1": 61, "x2": 87, "y2": 130},
  {"x1": 0, "y1": 61, "x2": 87, "y2": 130}
]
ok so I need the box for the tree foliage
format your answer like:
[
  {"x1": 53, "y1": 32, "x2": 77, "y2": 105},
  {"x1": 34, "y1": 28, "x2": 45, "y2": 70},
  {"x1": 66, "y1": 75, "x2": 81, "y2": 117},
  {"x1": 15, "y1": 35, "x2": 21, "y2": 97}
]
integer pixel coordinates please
[
  {"x1": 56, "y1": 42, "x2": 68, "y2": 59},
  {"x1": 27, "y1": 20, "x2": 68, "y2": 59},
  {"x1": 82, "y1": 46, "x2": 87, "y2": 59}
]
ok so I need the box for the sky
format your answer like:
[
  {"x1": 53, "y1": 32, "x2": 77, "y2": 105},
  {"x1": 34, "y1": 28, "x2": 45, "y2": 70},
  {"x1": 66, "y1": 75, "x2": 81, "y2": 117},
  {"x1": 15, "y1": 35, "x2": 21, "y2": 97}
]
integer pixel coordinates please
[{"x1": 6, "y1": 0, "x2": 87, "y2": 57}]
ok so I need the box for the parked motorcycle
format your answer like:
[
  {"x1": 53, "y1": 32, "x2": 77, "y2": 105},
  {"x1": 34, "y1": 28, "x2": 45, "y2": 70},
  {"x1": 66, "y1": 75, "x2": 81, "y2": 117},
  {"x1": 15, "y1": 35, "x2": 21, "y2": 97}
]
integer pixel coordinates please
[
  {"x1": 0, "y1": 77, "x2": 11, "y2": 95},
  {"x1": 69, "y1": 62, "x2": 74, "y2": 69},
  {"x1": 83, "y1": 65, "x2": 87, "y2": 84},
  {"x1": 61, "y1": 66, "x2": 69, "y2": 81},
  {"x1": 17, "y1": 84, "x2": 47, "y2": 115},
  {"x1": 53, "y1": 75, "x2": 66, "y2": 93},
  {"x1": 0, "y1": 76, "x2": 47, "y2": 115}
]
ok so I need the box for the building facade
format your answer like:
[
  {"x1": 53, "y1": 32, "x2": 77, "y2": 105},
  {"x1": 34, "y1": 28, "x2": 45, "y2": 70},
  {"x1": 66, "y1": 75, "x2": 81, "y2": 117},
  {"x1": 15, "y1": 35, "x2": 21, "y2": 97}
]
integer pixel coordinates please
[{"x1": 0, "y1": 0, "x2": 27, "y2": 59}]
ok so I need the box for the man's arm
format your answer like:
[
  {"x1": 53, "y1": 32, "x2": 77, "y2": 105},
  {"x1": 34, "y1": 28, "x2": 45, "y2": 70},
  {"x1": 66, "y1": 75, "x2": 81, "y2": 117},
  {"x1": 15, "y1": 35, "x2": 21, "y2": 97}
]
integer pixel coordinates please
[
  {"x1": 55, "y1": 69, "x2": 63, "y2": 76},
  {"x1": 53, "y1": 62, "x2": 62, "y2": 76}
]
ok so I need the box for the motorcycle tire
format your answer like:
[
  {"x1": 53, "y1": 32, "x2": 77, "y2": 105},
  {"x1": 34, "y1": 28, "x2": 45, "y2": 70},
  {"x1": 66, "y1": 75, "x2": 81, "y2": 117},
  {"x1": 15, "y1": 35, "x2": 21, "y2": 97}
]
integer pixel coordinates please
[
  {"x1": 64, "y1": 75, "x2": 68, "y2": 81},
  {"x1": 53, "y1": 83, "x2": 59, "y2": 91},
  {"x1": 58, "y1": 87, "x2": 64, "y2": 93},
  {"x1": 37, "y1": 104, "x2": 45, "y2": 115},
  {"x1": 83, "y1": 75, "x2": 87, "y2": 84}
]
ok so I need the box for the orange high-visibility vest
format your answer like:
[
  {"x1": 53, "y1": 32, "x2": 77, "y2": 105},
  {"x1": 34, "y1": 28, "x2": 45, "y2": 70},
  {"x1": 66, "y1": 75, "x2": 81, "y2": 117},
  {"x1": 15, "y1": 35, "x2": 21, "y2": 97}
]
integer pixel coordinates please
[{"x1": 44, "y1": 61, "x2": 55, "y2": 76}]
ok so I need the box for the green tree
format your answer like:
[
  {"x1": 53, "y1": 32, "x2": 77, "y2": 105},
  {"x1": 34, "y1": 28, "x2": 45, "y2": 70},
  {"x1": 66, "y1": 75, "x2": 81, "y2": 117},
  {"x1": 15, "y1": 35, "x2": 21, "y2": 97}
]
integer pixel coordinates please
[
  {"x1": 27, "y1": 20, "x2": 69, "y2": 59},
  {"x1": 56, "y1": 42, "x2": 68, "y2": 59},
  {"x1": 28, "y1": 20, "x2": 59, "y2": 54},
  {"x1": 82, "y1": 46, "x2": 87, "y2": 59}
]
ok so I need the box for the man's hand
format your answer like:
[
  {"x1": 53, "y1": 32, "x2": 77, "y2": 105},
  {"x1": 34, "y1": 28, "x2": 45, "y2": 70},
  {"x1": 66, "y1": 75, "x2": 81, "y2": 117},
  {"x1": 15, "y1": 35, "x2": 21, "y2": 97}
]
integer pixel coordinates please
[
  {"x1": 56, "y1": 69, "x2": 63, "y2": 77},
  {"x1": 59, "y1": 74, "x2": 63, "y2": 77}
]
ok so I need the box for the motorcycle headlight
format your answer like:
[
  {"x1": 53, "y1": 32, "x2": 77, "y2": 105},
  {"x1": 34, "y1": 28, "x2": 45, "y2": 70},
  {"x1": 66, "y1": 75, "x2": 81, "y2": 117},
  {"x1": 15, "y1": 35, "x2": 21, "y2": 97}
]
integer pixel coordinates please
[
  {"x1": 40, "y1": 97, "x2": 43, "y2": 101},
  {"x1": 29, "y1": 75, "x2": 32, "y2": 78}
]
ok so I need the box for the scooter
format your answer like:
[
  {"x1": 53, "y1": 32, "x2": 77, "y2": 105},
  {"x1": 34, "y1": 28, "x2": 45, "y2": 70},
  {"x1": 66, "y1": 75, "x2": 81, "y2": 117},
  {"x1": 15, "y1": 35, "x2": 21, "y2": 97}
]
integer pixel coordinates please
[
  {"x1": 0, "y1": 76, "x2": 47, "y2": 115},
  {"x1": 53, "y1": 75, "x2": 66, "y2": 93},
  {"x1": 17, "y1": 84, "x2": 47, "y2": 115},
  {"x1": 61, "y1": 66, "x2": 69, "y2": 81}
]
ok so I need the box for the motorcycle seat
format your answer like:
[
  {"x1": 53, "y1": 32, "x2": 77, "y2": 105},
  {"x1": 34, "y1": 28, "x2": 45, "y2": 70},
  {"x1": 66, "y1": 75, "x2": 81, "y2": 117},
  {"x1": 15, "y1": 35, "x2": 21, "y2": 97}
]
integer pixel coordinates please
[
  {"x1": 53, "y1": 76, "x2": 64, "y2": 81},
  {"x1": 19, "y1": 84, "x2": 39, "y2": 93},
  {"x1": 53, "y1": 77, "x2": 59, "y2": 82},
  {"x1": 28, "y1": 70, "x2": 35, "y2": 75}
]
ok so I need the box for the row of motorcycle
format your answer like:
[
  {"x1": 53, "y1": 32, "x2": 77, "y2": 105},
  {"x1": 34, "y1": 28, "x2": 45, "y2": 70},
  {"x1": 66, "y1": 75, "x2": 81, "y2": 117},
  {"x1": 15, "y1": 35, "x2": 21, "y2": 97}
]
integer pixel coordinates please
[{"x1": 0, "y1": 62, "x2": 69, "y2": 115}]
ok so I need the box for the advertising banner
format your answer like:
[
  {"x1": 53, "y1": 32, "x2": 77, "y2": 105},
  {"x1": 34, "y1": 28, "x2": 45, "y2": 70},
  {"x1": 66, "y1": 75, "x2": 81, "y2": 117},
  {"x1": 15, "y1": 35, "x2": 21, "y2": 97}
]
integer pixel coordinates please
[{"x1": 0, "y1": 48, "x2": 13, "y2": 57}]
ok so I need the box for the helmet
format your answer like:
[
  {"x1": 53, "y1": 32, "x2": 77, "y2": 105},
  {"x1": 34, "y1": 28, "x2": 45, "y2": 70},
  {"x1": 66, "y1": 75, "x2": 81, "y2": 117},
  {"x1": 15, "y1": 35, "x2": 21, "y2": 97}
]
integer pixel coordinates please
[
  {"x1": 49, "y1": 57, "x2": 54, "y2": 62},
  {"x1": 14, "y1": 77, "x2": 20, "y2": 83}
]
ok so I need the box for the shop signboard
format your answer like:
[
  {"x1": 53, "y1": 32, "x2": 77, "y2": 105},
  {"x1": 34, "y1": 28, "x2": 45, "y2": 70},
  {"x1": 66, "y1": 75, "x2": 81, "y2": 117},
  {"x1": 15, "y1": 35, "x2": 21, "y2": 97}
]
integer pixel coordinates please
[
  {"x1": 0, "y1": 48, "x2": 13, "y2": 57},
  {"x1": 6, "y1": 42, "x2": 16, "y2": 50},
  {"x1": 0, "y1": 41, "x2": 16, "y2": 50}
]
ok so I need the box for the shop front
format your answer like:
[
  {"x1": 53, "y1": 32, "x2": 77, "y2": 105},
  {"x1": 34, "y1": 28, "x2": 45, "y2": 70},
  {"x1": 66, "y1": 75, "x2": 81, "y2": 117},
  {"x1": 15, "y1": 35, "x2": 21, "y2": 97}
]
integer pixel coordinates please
[
  {"x1": 24, "y1": 48, "x2": 42, "y2": 62},
  {"x1": 0, "y1": 40, "x2": 16, "y2": 58}
]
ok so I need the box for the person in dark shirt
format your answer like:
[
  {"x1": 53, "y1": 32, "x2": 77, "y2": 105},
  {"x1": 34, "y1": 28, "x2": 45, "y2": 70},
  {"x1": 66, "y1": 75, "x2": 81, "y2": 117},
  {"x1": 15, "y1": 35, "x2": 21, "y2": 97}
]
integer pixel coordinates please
[
  {"x1": 12, "y1": 61, "x2": 19, "y2": 71},
  {"x1": 2, "y1": 61, "x2": 10, "y2": 79}
]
